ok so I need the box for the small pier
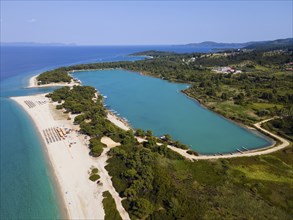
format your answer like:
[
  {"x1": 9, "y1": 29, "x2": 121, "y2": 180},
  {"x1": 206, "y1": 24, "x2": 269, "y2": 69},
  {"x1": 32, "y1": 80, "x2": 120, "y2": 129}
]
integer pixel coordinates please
[{"x1": 236, "y1": 148, "x2": 243, "y2": 154}]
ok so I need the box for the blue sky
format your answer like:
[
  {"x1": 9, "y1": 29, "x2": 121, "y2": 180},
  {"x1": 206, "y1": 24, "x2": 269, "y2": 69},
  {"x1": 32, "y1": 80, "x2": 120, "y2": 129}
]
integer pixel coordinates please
[{"x1": 1, "y1": 1, "x2": 292, "y2": 45}]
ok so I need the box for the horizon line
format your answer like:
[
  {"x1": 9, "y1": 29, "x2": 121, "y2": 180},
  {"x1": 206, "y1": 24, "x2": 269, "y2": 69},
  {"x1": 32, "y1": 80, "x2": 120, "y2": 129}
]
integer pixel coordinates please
[{"x1": 1, "y1": 37, "x2": 292, "y2": 47}]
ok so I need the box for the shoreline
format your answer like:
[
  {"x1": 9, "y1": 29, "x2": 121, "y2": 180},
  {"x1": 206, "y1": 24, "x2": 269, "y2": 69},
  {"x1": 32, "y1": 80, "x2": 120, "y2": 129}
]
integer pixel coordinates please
[
  {"x1": 11, "y1": 94, "x2": 106, "y2": 219},
  {"x1": 106, "y1": 111, "x2": 131, "y2": 131},
  {"x1": 193, "y1": 118, "x2": 290, "y2": 160},
  {"x1": 38, "y1": 130, "x2": 70, "y2": 220},
  {"x1": 112, "y1": 111, "x2": 289, "y2": 160},
  {"x1": 181, "y1": 90, "x2": 272, "y2": 136},
  {"x1": 18, "y1": 99, "x2": 69, "y2": 219}
]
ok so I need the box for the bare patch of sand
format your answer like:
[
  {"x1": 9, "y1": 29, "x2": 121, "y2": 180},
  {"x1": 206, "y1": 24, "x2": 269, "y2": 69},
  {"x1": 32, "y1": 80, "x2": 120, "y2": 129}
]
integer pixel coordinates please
[{"x1": 107, "y1": 113, "x2": 130, "y2": 131}]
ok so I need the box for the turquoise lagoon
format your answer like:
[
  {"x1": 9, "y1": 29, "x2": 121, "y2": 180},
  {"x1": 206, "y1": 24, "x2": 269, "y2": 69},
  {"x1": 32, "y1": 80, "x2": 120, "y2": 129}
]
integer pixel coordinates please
[{"x1": 73, "y1": 69, "x2": 271, "y2": 155}]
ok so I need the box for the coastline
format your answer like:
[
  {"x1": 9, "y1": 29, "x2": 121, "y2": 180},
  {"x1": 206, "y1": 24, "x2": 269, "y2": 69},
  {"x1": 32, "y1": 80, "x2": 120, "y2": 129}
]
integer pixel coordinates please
[
  {"x1": 11, "y1": 92, "x2": 130, "y2": 220},
  {"x1": 181, "y1": 89, "x2": 276, "y2": 147},
  {"x1": 106, "y1": 111, "x2": 131, "y2": 131},
  {"x1": 13, "y1": 97, "x2": 69, "y2": 219},
  {"x1": 39, "y1": 134, "x2": 69, "y2": 219},
  {"x1": 151, "y1": 118, "x2": 288, "y2": 161},
  {"x1": 108, "y1": 108, "x2": 289, "y2": 160},
  {"x1": 11, "y1": 94, "x2": 106, "y2": 219}
]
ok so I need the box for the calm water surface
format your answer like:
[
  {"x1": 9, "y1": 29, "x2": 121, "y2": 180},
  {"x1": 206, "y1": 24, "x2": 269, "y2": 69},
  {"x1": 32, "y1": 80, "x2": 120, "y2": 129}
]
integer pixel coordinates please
[{"x1": 73, "y1": 69, "x2": 271, "y2": 154}]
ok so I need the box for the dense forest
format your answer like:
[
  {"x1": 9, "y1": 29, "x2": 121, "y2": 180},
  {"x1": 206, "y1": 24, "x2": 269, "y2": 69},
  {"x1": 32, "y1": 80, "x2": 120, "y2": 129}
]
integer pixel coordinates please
[
  {"x1": 107, "y1": 137, "x2": 293, "y2": 219},
  {"x1": 47, "y1": 86, "x2": 129, "y2": 156},
  {"x1": 37, "y1": 69, "x2": 72, "y2": 84},
  {"x1": 47, "y1": 85, "x2": 293, "y2": 219}
]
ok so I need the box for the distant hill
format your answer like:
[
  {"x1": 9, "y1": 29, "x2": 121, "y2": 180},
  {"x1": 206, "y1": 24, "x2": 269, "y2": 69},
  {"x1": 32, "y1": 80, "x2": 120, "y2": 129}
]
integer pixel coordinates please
[
  {"x1": 186, "y1": 41, "x2": 251, "y2": 49},
  {"x1": 186, "y1": 38, "x2": 293, "y2": 51},
  {"x1": 243, "y1": 38, "x2": 293, "y2": 50}
]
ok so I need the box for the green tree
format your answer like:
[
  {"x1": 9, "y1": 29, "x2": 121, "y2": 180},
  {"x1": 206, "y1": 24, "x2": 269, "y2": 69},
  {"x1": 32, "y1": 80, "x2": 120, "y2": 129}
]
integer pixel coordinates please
[
  {"x1": 164, "y1": 134, "x2": 172, "y2": 142},
  {"x1": 221, "y1": 92, "x2": 228, "y2": 100},
  {"x1": 135, "y1": 129, "x2": 145, "y2": 137},
  {"x1": 146, "y1": 130, "x2": 153, "y2": 137},
  {"x1": 131, "y1": 198, "x2": 153, "y2": 218}
]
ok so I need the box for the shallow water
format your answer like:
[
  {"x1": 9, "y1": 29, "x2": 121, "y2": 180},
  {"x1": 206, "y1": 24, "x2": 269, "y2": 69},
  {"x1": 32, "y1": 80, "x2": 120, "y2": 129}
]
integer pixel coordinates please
[{"x1": 0, "y1": 98, "x2": 61, "y2": 219}]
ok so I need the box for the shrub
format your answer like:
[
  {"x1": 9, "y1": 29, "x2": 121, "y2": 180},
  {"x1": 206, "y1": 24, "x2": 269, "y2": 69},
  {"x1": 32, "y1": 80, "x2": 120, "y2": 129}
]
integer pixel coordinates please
[
  {"x1": 91, "y1": 168, "x2": 99, "y2": 174},
  {"x1": 89, "y1": 174, "x2": 100, "y2": 182},
  {"x1": 56, "y1": 104, "x2": 63, "y2": 110},
  {"x1": 187, "y1": 150, "x2": 199, "y2": 156},
  {"x1": 135, "y1": 129, "x2": 145, "y2": 137},
  {"x1": 102, "y1": 191, "x2": 122, "y2": 220},
  {"x1": 89, "y1": 138, "x2": 106, "y2": 157}
]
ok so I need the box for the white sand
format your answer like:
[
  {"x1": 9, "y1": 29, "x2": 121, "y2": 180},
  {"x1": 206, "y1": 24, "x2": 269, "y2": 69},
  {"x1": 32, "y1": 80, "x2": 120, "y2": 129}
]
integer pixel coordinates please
[
  {"x1": 11, "y1": 94, "x2": 130, "y2": 220},
  {"x1": 107, "y1": 113, "x2": 130, "y2": 131},
  {"x1": 27, "y1": 74, "x2": 79, "y2": 88}
]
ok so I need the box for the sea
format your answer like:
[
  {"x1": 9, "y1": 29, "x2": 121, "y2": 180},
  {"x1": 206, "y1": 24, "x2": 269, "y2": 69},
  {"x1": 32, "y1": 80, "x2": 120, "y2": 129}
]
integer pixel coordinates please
[{"x1": 0, "y1": 45, "x2": 270, "y2": 219}]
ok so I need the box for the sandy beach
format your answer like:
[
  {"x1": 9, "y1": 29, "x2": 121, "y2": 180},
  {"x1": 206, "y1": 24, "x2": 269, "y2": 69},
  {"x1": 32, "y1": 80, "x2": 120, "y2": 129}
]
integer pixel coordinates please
[
  {"x1": 11, "y1": 94, "x2": 130, "y2": 220},
  {"x1": 107, "y1": 112, "x2": 130, "y2": 131}
]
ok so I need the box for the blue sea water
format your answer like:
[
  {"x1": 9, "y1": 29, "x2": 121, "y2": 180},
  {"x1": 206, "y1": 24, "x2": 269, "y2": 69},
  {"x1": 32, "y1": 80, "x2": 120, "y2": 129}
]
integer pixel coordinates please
[
  {"x1": 0, "y1": 98, "x2": 61, "y2": 219},
  {"x1": 0, "y1": 45, "x2": 219, "y2": 219},
  {"x1": 73, "y1": 69, "x2": 271, "y2": 154},
  {"x1": 0, "y1": 45, "x2": 217, "y2": 81}
]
